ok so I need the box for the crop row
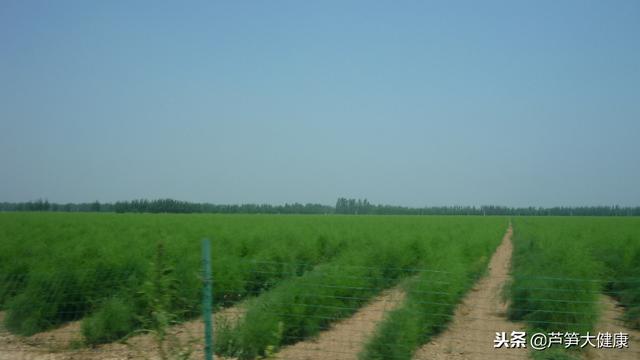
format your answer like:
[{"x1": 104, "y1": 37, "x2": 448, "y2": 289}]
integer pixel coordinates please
[
  {"x1": 509, "y1": 217, "x2": 640, "y2": 359},
  {"x1": 0, "y1": 213, "x2": 506, "y2": 350},
  {"x1": 0, "y1": 213, "x2": 411, "y2": 341},
  {"x1": 216, "y1": 217, "x2": 506, "y2": 359}
]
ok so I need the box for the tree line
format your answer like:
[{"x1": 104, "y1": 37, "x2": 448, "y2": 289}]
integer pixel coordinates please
[
  {"x1": 0, "y1": 199, "x2": 107, "y2": 212},
  {"x1": 112, "y1": 199, "x2": 333, "y2": 214},
  {"x1": 1, "y1": 198, "x2": 639, "y2": 216}
]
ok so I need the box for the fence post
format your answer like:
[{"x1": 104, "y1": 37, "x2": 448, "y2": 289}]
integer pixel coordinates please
[{"x1": 202, "y1": 238, "x2": 213, "y2": 360}]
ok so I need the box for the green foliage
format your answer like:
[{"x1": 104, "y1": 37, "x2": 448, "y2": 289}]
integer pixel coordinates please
[
  {"x1": 507, "y1": 219, "x2": 601, "y2": 360},
  {"x1": 81, "y1": 242, "x2": 185, "y2": 346},
  {"x1": 3, "y1": 212, "x2": 637, "y2": 360},
  {"x1": 4, "y1": 292, "x2": 53, "y2": 336},
  {"x1": 583, "y1": 218, "x2": 640, "y2": 329},
  {"x1": 216, "y1": 217, "x2": 507, "y2": 359},
  {"x1": 0, "y1": 263, "x2": 28, "y2": 309},
  {"x1": 0, "y1": 213, "x2": 503, "y2": 345},
  {"x1": 508, "y1": 228, "x2": 602, "y2": 334},
  {"x1": 510, "y1": 217, "x2": 640, "y2": 332},
  {"x1": 507, "y1": 217, "x2": 640, "y2": 358},
  {"x1": 82, "y1": 297, "x2": 136, "y2": 345},
  {"x1": 359, "y1": 225, "x2": 504, "y2": 360},
  {"x1": 138, "y1": 243, "x2": 182, "y2": 331},
  {"x1": 2, "y1": 262, "x2": 143, "y2": 336},
  {"x1": 5, "y1": 269, "x2": 98, "y2": 335}
]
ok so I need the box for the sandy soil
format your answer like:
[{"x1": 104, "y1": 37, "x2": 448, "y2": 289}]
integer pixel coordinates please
[
  {"x1": 412, "y1": 226, "x2": 529, "y2": 360},
  {"x1": 585, "y1": 295, "x2": 640, "y2": 360},
  {"x1": 274, "y1": 286, "x2": 406, "y2": 360},
  {"x1": 0, "y1": 305, "x2": 243, "y2": 360}
]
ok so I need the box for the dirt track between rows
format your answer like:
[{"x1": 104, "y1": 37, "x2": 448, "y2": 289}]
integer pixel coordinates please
[
  {"x1": 274, "y1": 286, "x2": 405, "y2": 360},
  {"x1": 586, "y1": 295, "x2": 640, "y2": 360},
  {"x1": 0, "y1": 306, "x2": 244, "y2": 360},
  {"x1": 413, "y1": 225, "x2": 529, "y2": 359}
]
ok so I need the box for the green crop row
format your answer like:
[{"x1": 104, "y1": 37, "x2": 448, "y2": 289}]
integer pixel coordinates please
[
  {"x1": 0, "y1": 213, "x2": 508, "y2": 351},
  {"x1": 578, "y1": 218, "x2": 640, "y2": 329},
  {"x1": 509, "y1": 217, "x2": 640, "y2": 359},
  {"x1": 0, "y1": 213, "x2": 393, "y2": 341},
  {"x1": 216, "y1": 217, "x2": 507, "y2": 359},
  {"x1": 359, "y1": 221, "x2": 504, "y2": 359}
]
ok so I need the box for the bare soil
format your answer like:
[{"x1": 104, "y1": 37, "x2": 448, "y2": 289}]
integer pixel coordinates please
[
  {"x1": 585, "y1": 295, "x2": 640, "y2": 360},
  {"x1": 413, "y1": 226, "x2": 529, "y2": 359},
  {"x1": 274, "y1": 286, "x2": 406, "y2": 360},
  {"x1": 0, "y1": 306, "x2": 244, "y2": 360}
]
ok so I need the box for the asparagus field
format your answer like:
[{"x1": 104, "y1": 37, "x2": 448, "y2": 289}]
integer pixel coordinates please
[
  {"x1": 1, "y1": 213, "x2": 639, "y2": 360},
  {"x1": 509, "y1": 217, "x2": 640, "y2": 359},
  {"x1": 0, "y1": 213, "x2": 505, "y2": 352}
]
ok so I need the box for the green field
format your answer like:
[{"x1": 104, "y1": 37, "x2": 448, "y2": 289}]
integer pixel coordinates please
[
  {"x1": 509, "y1": 217, "x2": 640, "y2": 359},
  {"x1": 1, "y1": 213, "x2": 639, "y2": 359},
  {"x1": 215, "y1": 216, "x2": 505, "y2": 359},
  {"x1": 0, "y1": 213, "x2": 505, "y2": 351}
]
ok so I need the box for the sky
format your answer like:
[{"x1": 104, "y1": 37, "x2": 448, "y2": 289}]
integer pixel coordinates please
[{"x1": 1, "y1": 1, "x2": 639, "y2": 207}]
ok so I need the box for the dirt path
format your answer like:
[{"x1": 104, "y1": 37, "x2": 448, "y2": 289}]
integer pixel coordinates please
[
  {"x1": 0, "y1": 314, "x2": 84, "y2": 355},
  {"x1": 585, "y1": 295, "x2": 640, "y2": 360},
  {"x1": 413, "y1": 226, "x2": 529, "y2": 359},
  {"x1": 0, "y1": 306, "x2": 244, "y2": 360},
  {"x1": 274, "y1": 286, "x2": 406, "y2": 360}
]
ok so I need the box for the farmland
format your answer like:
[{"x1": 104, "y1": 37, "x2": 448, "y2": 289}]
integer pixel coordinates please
[
  {"x1": 1, "y1": 213, "x2": 639, "y2": 360},
  {"x1": 0, "y1": 214, "x2": 505, "y2": 350},
  {"x1": 509, "y1": 217, "x2": 640, "y2": 359}
]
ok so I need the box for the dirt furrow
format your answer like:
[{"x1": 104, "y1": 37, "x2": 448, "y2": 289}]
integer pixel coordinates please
[
  {"x1": 585, "y1": 295, "x2": 640, "y2": 360},
  {"x1": 274, "y1": 286, "x2": 406, "y2": 360},
  {"x1": 413, "y1": 226, "x2": 528, "y2": 359},
  {"x1": 0, "y1": 305, "x2": 244, "y2": 360}
]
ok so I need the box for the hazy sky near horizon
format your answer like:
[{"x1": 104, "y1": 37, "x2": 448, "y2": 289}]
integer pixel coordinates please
[{"x1": 1, "y1": 1, "x2": 639, "y2": 207}]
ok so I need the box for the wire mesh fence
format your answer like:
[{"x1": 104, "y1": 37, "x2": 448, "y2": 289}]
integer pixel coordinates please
[{"x1": 0, "y1": 257, "x2": 638, "y2": 360}]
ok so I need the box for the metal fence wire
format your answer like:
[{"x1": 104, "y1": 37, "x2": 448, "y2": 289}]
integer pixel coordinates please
[{"x1": 0, "y1": 243, "x2": 638, "y2": 360}]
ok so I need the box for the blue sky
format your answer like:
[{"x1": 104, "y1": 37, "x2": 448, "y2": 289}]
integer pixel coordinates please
[{"x1": 1, "y1": 1, "x2": 639, "y2": 206}]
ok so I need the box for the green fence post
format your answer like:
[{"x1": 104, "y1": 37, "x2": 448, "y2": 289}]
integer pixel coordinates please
[{"x1": 202, "y1": 238, "x2": 213, "y2": 360}]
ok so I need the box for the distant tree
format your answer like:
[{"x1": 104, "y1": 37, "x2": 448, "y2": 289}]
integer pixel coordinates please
[{"x1": 1, "y1": 197, "x2": 639, "y2": 216}]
